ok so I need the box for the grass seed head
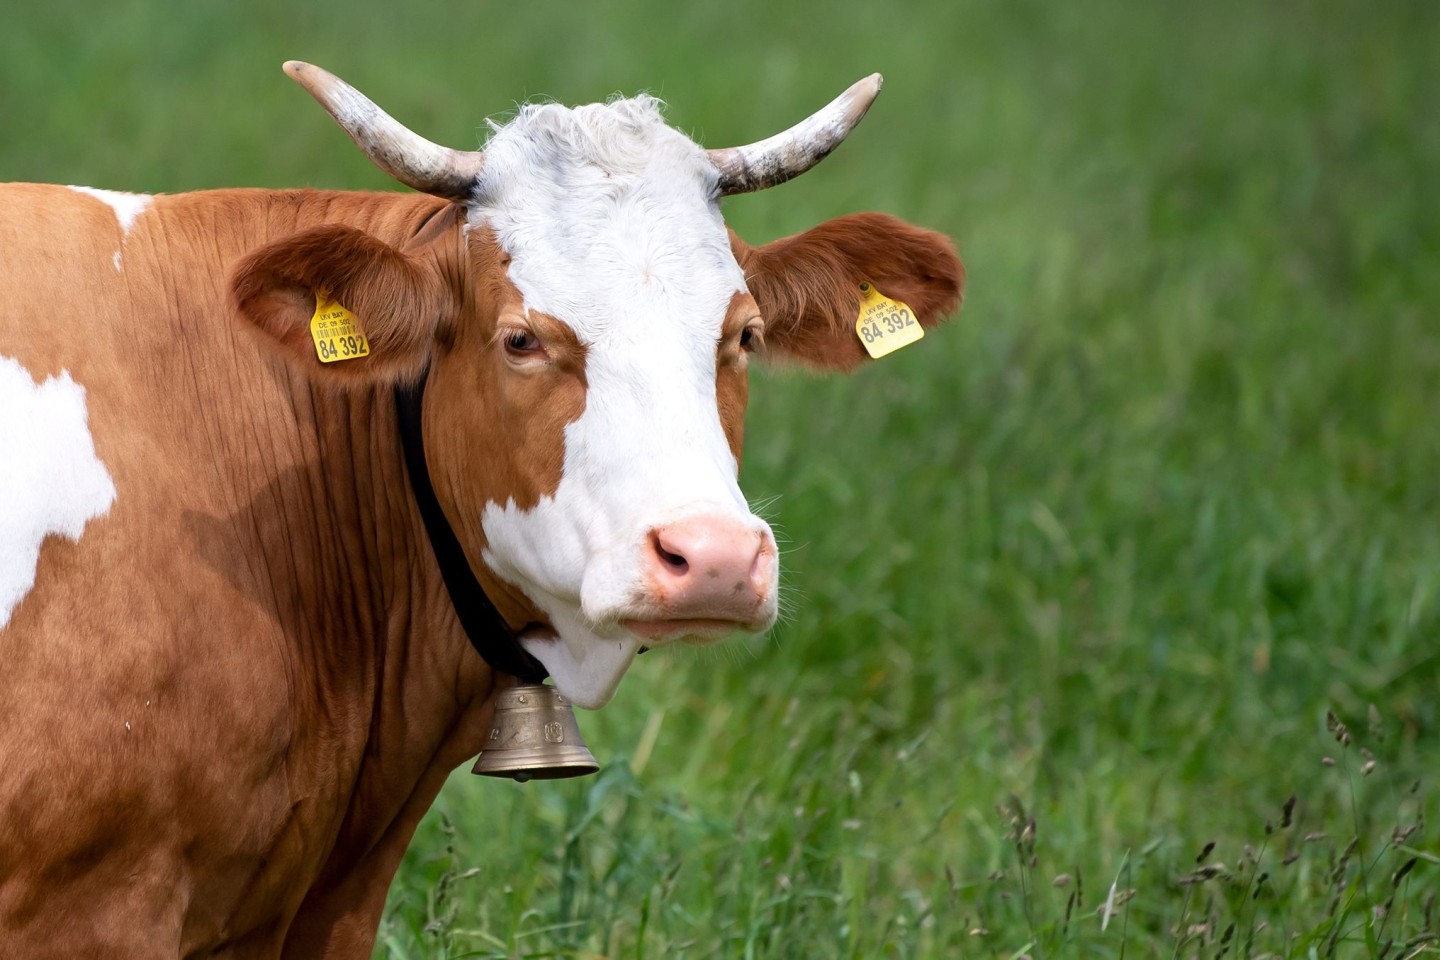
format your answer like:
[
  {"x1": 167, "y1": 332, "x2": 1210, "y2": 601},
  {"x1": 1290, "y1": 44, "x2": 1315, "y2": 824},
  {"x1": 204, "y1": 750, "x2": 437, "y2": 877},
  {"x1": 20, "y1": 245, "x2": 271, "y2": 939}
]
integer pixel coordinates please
[
  {"x1": 1179, "y1": 863, "x2": 1229, "y2": 884},
  {"x1": 1393, "y1": 857, "x2": 1418, "y2": 888},
  {"x1": 1254, "y1": 872, "x2": 1269, "y2": 898},
  {"x1": 1327, "y1": 709, "x2": 1352, "y2": 746}
]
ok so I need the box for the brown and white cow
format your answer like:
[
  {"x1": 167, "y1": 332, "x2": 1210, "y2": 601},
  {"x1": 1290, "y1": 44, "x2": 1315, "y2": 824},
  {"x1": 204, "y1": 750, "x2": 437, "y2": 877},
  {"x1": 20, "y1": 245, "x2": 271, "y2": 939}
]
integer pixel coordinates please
[{"x1": 0, "y1": 63, "x2": 961, "y2": 956}]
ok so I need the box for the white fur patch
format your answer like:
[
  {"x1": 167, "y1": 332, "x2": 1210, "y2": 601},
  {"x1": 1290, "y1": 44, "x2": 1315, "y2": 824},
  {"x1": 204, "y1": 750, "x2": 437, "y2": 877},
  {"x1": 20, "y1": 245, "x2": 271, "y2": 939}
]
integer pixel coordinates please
[
  {"x1": 0, "y1": 355, "x2": 117, "y2": 629},
  {"x1": 469, "y1": 98, "x2": 776, "y2": 707},
  {"x1": 67, "y1": 185, "x2": 153, "y2": 234},
  {"x1": 67, "y1": 186, "x2": 153, "y2": 271}
]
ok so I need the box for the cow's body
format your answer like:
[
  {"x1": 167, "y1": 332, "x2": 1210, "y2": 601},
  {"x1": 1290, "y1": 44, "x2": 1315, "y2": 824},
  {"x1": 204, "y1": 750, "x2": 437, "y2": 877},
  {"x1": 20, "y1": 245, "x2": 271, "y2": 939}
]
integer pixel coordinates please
[
  {"x1": 1, "y1": 185, "x2": 491, "y2": 955},
  {"x1": 0, "y1": 66, "x2": 961, "y2": 956}
]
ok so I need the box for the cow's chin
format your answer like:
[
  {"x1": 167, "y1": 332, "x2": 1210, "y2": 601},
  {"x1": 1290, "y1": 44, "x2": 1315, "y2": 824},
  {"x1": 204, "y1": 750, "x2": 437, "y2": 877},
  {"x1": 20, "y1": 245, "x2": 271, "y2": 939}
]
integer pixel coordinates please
[
  {"x1": 518, "y1": 610, "x2": 643, "y2": 709},
  {"x1": 519, "y1": 612, "x2": 770, "y2": 709},
  {"x1": 518, "y1": 630, "x2": 636, "y2": 713}
]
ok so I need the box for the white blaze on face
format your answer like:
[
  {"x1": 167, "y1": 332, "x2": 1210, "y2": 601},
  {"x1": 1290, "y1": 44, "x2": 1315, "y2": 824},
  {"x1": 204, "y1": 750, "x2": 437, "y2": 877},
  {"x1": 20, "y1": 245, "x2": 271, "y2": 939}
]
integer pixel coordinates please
[
  {"x1": 66, "y1": 186, "x2": 153, "y2": 271},
  {"x1": 468, "y1": 97, "x2": 776, "y2": 708},
  {"x1": 0, "y1": 355, "x2": 117, "y2": 629}
]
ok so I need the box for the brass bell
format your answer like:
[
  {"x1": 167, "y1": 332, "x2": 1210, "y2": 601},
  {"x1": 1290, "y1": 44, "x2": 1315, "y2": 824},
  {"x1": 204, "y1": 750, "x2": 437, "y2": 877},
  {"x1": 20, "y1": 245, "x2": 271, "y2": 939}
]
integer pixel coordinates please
[{"x1": 472, "y1": 684, "x2": 600, "y2": 781}]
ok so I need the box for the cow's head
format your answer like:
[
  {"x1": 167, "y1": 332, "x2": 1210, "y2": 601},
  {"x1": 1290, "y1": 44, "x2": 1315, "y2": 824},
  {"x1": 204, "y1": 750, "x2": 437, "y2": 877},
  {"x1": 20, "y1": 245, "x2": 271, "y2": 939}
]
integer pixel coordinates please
[{"x1": 232, "y1": 63, "x2": 962, "y2": 708}]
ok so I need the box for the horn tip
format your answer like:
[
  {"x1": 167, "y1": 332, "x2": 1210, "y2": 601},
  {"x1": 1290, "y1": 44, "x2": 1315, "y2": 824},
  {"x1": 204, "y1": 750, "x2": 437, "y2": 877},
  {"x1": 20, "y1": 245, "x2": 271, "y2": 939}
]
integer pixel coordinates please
[{"x1": 284, "y1": 61, "x2": 340, "y2": 104}]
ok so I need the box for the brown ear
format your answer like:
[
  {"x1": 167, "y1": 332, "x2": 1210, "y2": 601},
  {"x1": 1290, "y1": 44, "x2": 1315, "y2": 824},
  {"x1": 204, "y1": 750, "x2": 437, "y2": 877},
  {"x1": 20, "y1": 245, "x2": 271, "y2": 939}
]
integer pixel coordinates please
[
  {"x1": 230, "y1": 224, "x2": 452, "y2": 384},
  {"x1": 732, "y1": 212, "x2": 963, "y2": 371}
]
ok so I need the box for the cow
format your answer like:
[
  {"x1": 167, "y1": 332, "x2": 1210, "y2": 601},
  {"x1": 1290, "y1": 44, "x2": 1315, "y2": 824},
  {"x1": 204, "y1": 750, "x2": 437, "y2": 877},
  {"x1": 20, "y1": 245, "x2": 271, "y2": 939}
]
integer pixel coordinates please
[{"x1": 0, "y1": 62, "x2": 962, "y2": 956}]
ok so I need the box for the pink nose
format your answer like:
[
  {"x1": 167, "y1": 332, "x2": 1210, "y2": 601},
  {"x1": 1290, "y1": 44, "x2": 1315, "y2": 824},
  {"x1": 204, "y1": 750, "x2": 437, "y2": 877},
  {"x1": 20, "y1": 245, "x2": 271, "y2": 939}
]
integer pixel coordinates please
[{"x1": 641, "y1": 517, "x2": 776, "y2": 623}]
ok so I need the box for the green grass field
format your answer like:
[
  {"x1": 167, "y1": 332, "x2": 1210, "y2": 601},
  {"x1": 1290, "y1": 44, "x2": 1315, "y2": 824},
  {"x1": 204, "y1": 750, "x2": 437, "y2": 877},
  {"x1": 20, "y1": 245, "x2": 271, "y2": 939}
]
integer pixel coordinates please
[{"x1": 6, "y1": 1, "x2": 1439, "y2": 955}]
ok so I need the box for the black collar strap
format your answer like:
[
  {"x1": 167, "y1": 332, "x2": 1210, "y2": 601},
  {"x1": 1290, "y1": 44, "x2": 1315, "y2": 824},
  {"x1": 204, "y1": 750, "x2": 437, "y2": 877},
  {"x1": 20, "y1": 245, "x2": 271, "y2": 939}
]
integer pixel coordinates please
[{"x1": 394, "y1": 372, "x2": 550, "y2": 685}]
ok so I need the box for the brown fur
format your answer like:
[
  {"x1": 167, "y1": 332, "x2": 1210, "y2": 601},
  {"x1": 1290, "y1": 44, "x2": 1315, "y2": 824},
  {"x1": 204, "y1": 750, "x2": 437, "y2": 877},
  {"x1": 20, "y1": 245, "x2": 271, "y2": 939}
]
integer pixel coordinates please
[
  {"x1": 715, "y1": 291, "x2": 759, "y2": 463},
  {"x1": 0, "y1": 186, "x2": 497, "y2": 958}
]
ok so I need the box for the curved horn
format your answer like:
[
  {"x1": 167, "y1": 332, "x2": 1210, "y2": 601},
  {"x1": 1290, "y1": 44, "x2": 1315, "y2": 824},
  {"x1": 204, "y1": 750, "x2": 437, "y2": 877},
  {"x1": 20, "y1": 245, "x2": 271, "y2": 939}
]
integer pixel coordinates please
[
  {"x1": 708, "y1": 74, "x2": 883, "y2": 197},
  {"x1": 283, "y1": 61, "x2": 485, "y2": 201}
]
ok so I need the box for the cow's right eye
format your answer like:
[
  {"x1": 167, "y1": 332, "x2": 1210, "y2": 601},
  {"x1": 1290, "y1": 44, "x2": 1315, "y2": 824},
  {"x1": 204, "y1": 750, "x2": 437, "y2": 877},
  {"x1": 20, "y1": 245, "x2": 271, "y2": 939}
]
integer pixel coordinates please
[
  {"x1": 502, "y1": 328, "x2": 543, "y2": 356},
  {"x1": 739, "y1": 321, "x2": 764, "y2": 352}
]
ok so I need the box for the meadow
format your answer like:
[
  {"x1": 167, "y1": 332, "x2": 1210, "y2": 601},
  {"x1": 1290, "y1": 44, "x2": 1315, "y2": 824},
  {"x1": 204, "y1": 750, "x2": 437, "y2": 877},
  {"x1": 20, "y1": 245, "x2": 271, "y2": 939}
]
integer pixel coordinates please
[{"x1": 4, "y1": 0, "x2": 1438, "y2": 955}]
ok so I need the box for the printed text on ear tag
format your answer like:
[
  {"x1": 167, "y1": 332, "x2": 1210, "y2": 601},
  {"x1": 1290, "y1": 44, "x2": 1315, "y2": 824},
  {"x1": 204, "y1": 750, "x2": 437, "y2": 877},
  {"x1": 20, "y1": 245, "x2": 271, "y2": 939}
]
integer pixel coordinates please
[
  {"x1": 855, "y1": 281, "x2": 924, "y2": 359},
  {"x1": 309, "y1": 292, "x2": 371, "y2": 363}
]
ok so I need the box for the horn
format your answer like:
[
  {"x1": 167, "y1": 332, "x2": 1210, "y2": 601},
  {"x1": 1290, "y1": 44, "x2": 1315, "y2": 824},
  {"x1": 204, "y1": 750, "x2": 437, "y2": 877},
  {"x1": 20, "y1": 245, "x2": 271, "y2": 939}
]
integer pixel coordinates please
[
  {"x1": 708, "y1": 73, "x2": 883, "y2": 197},
  {"x1": 472, "y1": 684, "x2": 600, "y2": 781},
  {"x1": 283, "y1": 61, "x2": 486, "y2": 201}
]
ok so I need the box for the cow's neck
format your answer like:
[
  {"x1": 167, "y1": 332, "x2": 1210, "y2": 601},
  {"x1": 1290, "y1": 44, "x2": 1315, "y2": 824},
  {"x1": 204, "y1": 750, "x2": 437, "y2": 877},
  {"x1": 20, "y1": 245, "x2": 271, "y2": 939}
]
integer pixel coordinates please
[
  {"x1": 191, "y1": 190, "x2": 491, "y2": 724},
  {"x1": 258, "y1": 376, "x2": 502, "y2": 931},
  {"x1": 160, "y1": 190, "x2": 502, "y2": 924}
]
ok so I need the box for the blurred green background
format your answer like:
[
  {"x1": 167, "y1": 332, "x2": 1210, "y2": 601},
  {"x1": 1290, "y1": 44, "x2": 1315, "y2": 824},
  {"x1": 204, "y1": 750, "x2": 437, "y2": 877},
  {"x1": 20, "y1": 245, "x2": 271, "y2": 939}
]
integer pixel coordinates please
[{"x1": 6, "y1": 1, "x2": 1439, "y2": 955}]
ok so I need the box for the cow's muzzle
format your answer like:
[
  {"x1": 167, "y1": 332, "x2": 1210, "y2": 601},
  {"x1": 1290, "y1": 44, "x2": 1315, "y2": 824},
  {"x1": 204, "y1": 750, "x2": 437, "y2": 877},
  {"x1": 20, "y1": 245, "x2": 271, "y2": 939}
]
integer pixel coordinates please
[{"x1": 625, "y1": 517, "x2": 778, "y2": 640}]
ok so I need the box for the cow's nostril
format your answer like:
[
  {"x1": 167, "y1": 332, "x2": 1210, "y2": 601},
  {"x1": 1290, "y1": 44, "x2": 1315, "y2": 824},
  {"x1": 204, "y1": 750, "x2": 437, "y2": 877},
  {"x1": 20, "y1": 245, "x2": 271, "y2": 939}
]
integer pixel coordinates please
[{"x1": 651, "y1": 532, "x2": 689, "y2": 575}]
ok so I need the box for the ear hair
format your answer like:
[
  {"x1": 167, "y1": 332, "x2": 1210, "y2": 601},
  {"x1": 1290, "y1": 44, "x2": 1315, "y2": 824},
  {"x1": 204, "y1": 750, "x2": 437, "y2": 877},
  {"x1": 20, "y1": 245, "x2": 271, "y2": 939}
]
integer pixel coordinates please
[
  {"x1": 230, "y1": 224, "x2": 451, "y2": 384},
  {"x1": 733, "y1": 212, "x2": 964, "y2": 371}
]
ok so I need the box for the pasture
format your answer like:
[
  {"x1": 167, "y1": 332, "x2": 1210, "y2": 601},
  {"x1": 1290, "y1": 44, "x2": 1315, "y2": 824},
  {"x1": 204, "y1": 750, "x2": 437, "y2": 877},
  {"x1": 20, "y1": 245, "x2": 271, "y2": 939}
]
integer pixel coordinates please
[{"x1": 4, "y1": 0, "x2": 1438, "y2": 955}]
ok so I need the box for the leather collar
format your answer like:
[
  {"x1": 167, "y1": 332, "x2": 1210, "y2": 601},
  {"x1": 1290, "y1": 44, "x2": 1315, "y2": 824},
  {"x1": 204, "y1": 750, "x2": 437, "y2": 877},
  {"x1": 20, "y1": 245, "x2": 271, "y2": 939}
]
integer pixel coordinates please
[{"x1": 394, "y1": 372, "x2": 549, "y2": 685}]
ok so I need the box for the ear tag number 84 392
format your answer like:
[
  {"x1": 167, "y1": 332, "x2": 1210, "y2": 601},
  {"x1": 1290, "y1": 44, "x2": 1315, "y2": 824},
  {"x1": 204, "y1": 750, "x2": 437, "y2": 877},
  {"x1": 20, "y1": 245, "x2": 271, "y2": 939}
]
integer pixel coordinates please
[
  {"x1": 309, "y1": 292, "x2": 371, "y2": 363},
  {"x1": 855, "y1": 281, "x2": 923, "y2": 359}
]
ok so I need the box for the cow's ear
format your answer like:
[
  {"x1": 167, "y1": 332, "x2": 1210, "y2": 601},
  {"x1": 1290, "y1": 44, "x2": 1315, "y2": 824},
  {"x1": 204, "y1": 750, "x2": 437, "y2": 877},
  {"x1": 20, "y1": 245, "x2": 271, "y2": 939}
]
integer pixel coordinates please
[
  {"x1": 732, "y1": 213, "x2": 963, "y2": 371},
  {"x1": 230, "y1": 224, "x2": 452, "y2": 384}
]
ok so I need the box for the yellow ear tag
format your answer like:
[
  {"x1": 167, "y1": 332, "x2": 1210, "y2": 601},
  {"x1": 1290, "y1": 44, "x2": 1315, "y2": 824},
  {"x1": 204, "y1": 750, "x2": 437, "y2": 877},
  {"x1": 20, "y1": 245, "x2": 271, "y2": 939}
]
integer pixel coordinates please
[
  {"x1": 309, "y1": 292, "x2": 371, "y2": 363},
  {"x1": 855, "y1": 281, "x2": 924, "y2": 359}
]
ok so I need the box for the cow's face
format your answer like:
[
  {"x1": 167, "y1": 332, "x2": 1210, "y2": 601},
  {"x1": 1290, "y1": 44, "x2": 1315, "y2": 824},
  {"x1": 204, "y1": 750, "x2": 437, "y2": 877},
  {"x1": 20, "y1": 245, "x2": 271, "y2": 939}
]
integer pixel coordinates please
[
  {"x1": 425, "y1": 100, "x2": 774, "y2": 707},
  {"x1": 233, "y1": 65, "x2": 962, "y2": 708}
]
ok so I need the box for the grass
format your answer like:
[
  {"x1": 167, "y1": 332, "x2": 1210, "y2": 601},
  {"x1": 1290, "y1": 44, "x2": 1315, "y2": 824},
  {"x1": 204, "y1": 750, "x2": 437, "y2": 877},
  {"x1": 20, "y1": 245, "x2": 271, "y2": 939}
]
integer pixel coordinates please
[{"x1": 5, "y1": 0, "x2": 1439, "y2": 955}]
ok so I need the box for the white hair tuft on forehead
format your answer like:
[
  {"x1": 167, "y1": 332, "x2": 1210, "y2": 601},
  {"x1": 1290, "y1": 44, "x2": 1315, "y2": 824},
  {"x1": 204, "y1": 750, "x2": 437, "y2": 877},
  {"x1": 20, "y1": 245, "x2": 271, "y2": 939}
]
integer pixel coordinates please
[{"x1": 476, "y1": 95, "x2": 708, "y2": 201}]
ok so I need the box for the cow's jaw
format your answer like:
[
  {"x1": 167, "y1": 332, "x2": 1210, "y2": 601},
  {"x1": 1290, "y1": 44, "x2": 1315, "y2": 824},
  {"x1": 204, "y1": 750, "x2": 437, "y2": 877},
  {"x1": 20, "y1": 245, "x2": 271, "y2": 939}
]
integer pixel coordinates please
[{"x1": 466, "y1": 96, "x2": 779, "y2": 708}]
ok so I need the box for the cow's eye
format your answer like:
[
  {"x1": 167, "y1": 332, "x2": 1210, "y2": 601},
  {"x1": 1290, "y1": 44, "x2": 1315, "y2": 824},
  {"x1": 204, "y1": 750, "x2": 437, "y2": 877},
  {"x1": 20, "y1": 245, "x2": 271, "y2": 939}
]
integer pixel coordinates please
[
  {"x1": 501, "y1": 328, "x2": 543, "y2": 356},
  {"x1": 739, "y1": 322, "x2": 764, "y2": 352}
]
